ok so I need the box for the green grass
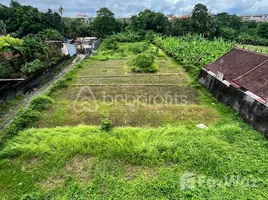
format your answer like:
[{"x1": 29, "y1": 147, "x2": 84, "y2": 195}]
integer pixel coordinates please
[
  {"x1": 0, "y1": 123, "x2": 268, "y2": 199},
  {"x1": 0, "y1": 94, "x2": 25, "y2": 116},
  {"x1": 238, "y1": 44, "x2": 268, "y2": 54},
  {"x1": 1, "y1": 41, "x2": 268, "y2": 199}
]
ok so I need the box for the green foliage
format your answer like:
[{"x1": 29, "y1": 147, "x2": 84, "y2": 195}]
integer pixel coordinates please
[
  {"x1": 21, "y1": 59, "x2": 45, "y2": 75},
  {"x1": 21, "y1": 36, "x2": 48, "y2": 62},
  {"x1": 0, "y1": 34, "x2": 22, "y2": 53},
  {"x1": 112, "y1": 32, "x2": 143, "y2": 42},
  {"x1": 37, "y1": 29, "x2": 64, "y2": 41},
  {"x1": 48, "y1": 76, "x2": 72, "y2": 95},
  {"x1": 220, "y1": 27, "x2": 236, "y2": 41},
  {"x1": 30, "y1": 95, "x2": 53, "y2": 111},
  {"x1": 191, "y1": 3, "x2": 214, "y2": 37},
  {"x1": 128, "y1": 42, "x2": 149, "y2": 54},
  {"x1": 91, "y1": 7, "x2": 118, "y2": 38},
  {"x1": 257, "y1": 22, "x2": 268, "y2": 39},
  {"x1": 0, "y1": 65, "x2": 14, "y2": 78},
  {"x1": 1, "y1": 122, "x2": 268, "y2": 198},
  {"x1": 154, "y1": 34, "x2": 234, "y2": 79},
  {"x1": 0, "y1": 94, "x2": 52, "y2": 144},
  {"x1": 132, "y1": 54, "x2": 158, "y2": 73},
  {"x1": 3, "y1": 1, "x2": 65, "y2": 37},
  {"x1": 102, "y1": 37, "x2": 118, "y2": 50},
  {"x1": 101, "y1": 118, "x2": 112, "y2": 131},
  {"x1": 129, "y1": 9, "x2": 170, "y2": 34}
]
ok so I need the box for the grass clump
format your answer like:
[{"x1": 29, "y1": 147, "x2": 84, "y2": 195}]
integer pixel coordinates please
[{"x1": 131, "y1": 54, "x2": 158, "y2": 73}]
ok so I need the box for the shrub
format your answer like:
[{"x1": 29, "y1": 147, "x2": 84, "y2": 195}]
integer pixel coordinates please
[
  {"x1": 7, "y1": 108, "x2": 41, "y2": 137},
  {"x1": 102, "y1": 37, "x2": 118, "y2": 50},
  {"x1": 30, "y1": 95, "x2": 53, "y2": 111},
  {"x1": 21, "y1": 59, "x2": 45, "y2": 76},
  {"x1": 131, "y1": 54, "x2": 158, "y2": 73},
  {"x1": 48, "y1": 76, "x2": 72, "y2": 95},
  {"x1": 101, "y1": 118, "x2": 112, "y2": 131},
  {"x1": 129, "y1": 43, "x2": 149, "y2": 54},
  {"x1": 0, "y1": 66, "x2": 13, "y2": 78}
]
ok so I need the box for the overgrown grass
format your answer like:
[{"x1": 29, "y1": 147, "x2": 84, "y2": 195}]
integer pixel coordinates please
[
  {"x1": 0, "y1": 123, "x2": 267, "y2": 199},
  {"x1": 1, "y1": 41, "x2": 268, "y2": 199},
  {"x1": 0, "y1": 94, "x2": 25, "y2": 116}
]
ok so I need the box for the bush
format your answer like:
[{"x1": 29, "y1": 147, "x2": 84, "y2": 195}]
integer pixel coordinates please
[
  {"x1": 129, "y1": 43, "x2": 149, "y2": 54},
  {"x1": 0, "y1": 66, "x2": 13, "y2": 78},
  {"x1": 48, "y1": 76, "x2": 72, "y2": 95},
  {"x1": 102, "y1": 37, "x2": 118, "y2": 50},
  {"x1": 8, "y1": 108, "x2": 41, "y2": 137},
  {"x1": 131, "y1": 54, "x2": 158, "y2": 73},
  {"x1": 101, "y1": 118, "x2": 112, "y2": 131},
  {"x1": 21, "y1": 59, "x2": 45, "y2": 76},
  {"x1": 30, "y1": 95, "x2": 53, "y2": 111}
]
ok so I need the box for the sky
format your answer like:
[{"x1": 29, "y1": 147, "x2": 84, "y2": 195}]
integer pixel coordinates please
[{"x1": 0, "y1": 0, "x2": 268, "y2": 17}]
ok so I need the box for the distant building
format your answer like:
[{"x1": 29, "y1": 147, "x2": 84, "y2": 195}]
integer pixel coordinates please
[
  {"x1": 167, "y1": 14, "x2": 176, "y2": 21},
  {"x1": 180, "y1": 14, "x2": 191, "y2": 19},
  {"x1": 76, "y1": 14, "x2": 90, "y2": 24},
  {"x1": 241, "y1": 14, "x2": 268, "y2": 22}
]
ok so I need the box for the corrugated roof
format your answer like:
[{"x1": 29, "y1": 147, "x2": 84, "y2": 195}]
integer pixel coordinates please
[{"x1": 205, "y1": 47, "x2": 268, "y2": 100}]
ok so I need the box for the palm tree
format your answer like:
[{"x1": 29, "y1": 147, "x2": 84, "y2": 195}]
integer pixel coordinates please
[{"x1": 58, "y1": 5, "x2": 64, "y2": 16}]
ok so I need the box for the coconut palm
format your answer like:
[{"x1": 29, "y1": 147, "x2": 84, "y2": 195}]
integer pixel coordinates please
[{"x1": 58, "y1": 5, "x2": 64, "y2": 16}]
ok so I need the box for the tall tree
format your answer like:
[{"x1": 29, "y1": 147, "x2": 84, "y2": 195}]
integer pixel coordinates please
[
  {"x1": 129, "y1": 9, "x2": 170, "y2": 34},
  {"x1": 257, "y1": 22, "x2": 268, "y2": 39},
  {"x1": 91, "y1": 7, "x2": 117, "y2": 38},
  {"x1": 191, "y1": 3, "x2": 214, "y2": 37}
]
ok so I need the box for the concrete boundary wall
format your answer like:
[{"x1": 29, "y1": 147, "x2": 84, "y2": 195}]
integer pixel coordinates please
[{"x1": 199, "y1": 68, "x2": 268, "y2": 137}]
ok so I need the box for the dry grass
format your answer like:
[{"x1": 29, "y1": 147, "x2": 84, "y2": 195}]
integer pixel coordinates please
[
  {"x1": 21, "y1": 158, "x2": 42, "y2": 172},
  {"x1": 37, "y1": 101, "x2": 221, "y2": 128},
  {"x1": 65, "y1": 155, "x2": 94, "y2": 184},
  {"x1": 39, "y1": 175, "x2": 65, "y2": 190},
  {"x1": 124, "y1": 164, "x2": 158, "y2": 181}
]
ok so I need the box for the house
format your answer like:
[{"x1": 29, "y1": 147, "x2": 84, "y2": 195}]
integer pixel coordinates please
[
  {"x1": 199, "y1": 47, "x2": 268, "y2": 136},
  {"x1": 75, "y1": 37, "x2": 99, "y2": 54},
  {"x1": 76, "y1": 14, "x2": 90, "y2": 24},
  {"x1": 241, "y1": 14, "x2": 268, "y2": 22}
]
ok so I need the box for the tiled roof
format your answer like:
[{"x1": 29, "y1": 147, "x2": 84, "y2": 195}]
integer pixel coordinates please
[{"x1": 205, "y1": 47, "x2": 268, "y2": 99}]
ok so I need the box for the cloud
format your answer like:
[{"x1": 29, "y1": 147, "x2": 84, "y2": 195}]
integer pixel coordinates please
[{"x1": 0, "y1": 0, "x2": 267, "y2": 17}]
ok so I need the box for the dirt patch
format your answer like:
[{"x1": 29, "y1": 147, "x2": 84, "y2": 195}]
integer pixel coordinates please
[
  {"x1": 39, "y1": 175, "x2": 65, "y2": 190},
  {"x1": 21, "y1": 158, "x2": 42, "y2": 171},
  {"x1": 65, "y1": 155, "x2": 94, "y2": 184},
  {"x1": 124, "y1": 165, "x2": 158, "y2": 181}
]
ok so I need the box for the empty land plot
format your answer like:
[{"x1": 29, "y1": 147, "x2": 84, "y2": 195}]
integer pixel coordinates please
[{"x1": 38, "y1": 42, "x2": 221, "y2": 128}]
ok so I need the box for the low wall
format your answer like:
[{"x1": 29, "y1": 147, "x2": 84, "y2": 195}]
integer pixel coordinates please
[
  {"x1": 0, "y1": 55, "x2": 72, "y2": 102},
  {"x1": 199, "y1": 69, "x2": 268, "y2": 137}
]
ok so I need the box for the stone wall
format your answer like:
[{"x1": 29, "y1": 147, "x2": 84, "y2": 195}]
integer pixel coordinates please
[{"x1": 199, "y1": 68, "x2": 268, "y2": 137}]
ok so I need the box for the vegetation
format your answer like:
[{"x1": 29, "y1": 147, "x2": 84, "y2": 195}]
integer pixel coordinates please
[
  {"x1": 131, "y1": 54, "x2": 158, "y2": 73},
  {"x1": 154, "y1": 35, "x2": 235, "y2": 79}
]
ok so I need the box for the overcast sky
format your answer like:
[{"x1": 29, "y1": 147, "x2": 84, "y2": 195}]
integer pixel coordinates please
[{"x1": 1, "y1": 0, "x2": 268, "y2": 17}]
